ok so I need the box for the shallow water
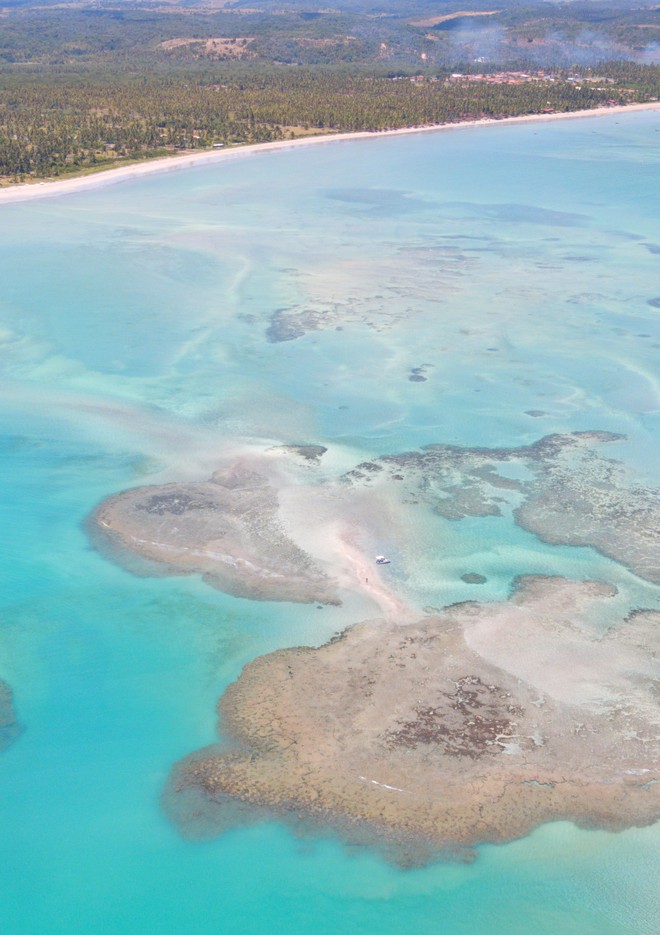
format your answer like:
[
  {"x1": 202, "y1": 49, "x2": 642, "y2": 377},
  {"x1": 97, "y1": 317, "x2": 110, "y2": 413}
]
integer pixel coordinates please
[{"x1": 0, "y1": 112, "x2": 658, "y2": 933}]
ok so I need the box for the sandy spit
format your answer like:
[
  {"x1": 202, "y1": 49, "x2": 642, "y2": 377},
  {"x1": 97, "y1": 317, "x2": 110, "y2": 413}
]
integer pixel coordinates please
[{"x1": 1, "y1": 102, "x2": 659, "y2": 206}]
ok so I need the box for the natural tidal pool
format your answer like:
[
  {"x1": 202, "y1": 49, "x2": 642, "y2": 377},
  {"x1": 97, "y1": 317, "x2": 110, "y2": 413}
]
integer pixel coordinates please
[{"x1": 0, "y1": 111, "x2": 658, "y2": 933}]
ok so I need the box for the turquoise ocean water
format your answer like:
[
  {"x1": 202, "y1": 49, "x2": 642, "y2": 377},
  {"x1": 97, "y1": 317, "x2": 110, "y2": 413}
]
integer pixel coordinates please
[{"x1": 0, "y1": 112, "x2": 658, "y2": 933}]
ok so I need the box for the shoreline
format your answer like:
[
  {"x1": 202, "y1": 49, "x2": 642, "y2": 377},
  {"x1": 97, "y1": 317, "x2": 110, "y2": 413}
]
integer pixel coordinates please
[{"x1": 1, "y1": 101, "x2": 659, "y2": 205}]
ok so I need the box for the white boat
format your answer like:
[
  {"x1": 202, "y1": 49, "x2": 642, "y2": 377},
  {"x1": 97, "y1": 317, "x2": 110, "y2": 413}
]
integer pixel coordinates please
[{"x1": 375, "y1": 555, "x2": 391, "y2": 565}]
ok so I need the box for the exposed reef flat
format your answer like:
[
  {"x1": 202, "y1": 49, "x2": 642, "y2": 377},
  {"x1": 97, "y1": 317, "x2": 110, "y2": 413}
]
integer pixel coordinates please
[
  {"x1": 515, "y1": 438, "x2": 660, "y2": 584},
  {"x1": 343, "y1": 431, "x2": 660, "y2": 584},
  {"x1": 92, "y1": 463, "x2": 338, "y2": 605},
  {"x1": 93, "y1": 431, "x2": 660, "y2": 855},
  {"x1": 165, "y1": 577, "x2": 660, "y2": 860},
  {"x1": 91, "y1": 432, "x2": 659, "y2": 610},
  {"x1": 0, "y1": 679, "x2": 22, "y2": 752}
]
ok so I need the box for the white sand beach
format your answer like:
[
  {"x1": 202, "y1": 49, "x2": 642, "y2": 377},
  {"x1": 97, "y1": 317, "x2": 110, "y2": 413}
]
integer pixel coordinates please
[{"x1": 1, "y1": 101, "x2": 658, "y2": 206}]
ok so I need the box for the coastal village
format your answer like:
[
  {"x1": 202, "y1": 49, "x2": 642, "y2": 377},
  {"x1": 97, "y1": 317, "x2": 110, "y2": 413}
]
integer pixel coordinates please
[{"x1": 391, "y1": 69, "x2": 640, "y2": 104}]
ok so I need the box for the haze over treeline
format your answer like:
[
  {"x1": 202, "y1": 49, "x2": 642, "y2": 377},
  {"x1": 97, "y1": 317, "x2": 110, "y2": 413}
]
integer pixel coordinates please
[{"x1": 1, "y1": 0, "x2": 659, "y2": 67}]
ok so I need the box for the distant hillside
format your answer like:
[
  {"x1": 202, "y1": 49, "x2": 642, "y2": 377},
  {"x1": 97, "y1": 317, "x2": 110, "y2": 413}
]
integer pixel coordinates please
[{"x1": 0, "y1": 1, "x2": 658, "y2": 67}]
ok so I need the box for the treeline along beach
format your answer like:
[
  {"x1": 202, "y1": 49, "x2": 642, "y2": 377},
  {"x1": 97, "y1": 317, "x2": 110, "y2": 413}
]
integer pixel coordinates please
[
  {"x1": 2, "y1": 62, "x2": 659, "y2": 181},
  {"x1": 1, "y1": 0, "x2": 659, "y2": 182}
]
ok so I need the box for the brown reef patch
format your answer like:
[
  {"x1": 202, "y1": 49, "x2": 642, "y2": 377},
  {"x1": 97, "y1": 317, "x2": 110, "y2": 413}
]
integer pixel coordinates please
[
  {"x1": 268, "y1": 444, "x2": 328, "y2": 463},
  {"x1": 343, "y1": 431, "x2": 660, "y2": 583},
  {"x1": 91, "y1": 462, "x2": 338, "y2": 605},
  {"x1": 264, "y1": 247, "x2": 474, "y2": 343},
  {"x1": 0, "y1": 679, "x2": 22, "y2": 752},
  {"x1": 164, "y1": 576, "x2": 660, "y2": 862}
]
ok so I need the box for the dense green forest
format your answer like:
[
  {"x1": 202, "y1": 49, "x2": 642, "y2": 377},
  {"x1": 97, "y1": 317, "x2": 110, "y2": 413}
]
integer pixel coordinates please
[
  {"x1": 1, "y1": 1, "x2": 658, "y2": 67},
  {"x1": 0, "y1": 1, "x2": 658, "y2": 182}
]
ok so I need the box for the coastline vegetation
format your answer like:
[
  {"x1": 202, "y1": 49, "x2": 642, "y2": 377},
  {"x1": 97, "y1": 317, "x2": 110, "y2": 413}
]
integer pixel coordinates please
[
  {"x1": 2, "y1": 63, "x2": 658, "y2": 183},
  {"x1": 1, "y1": 0, "x2": 659, "y2": 183}
]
